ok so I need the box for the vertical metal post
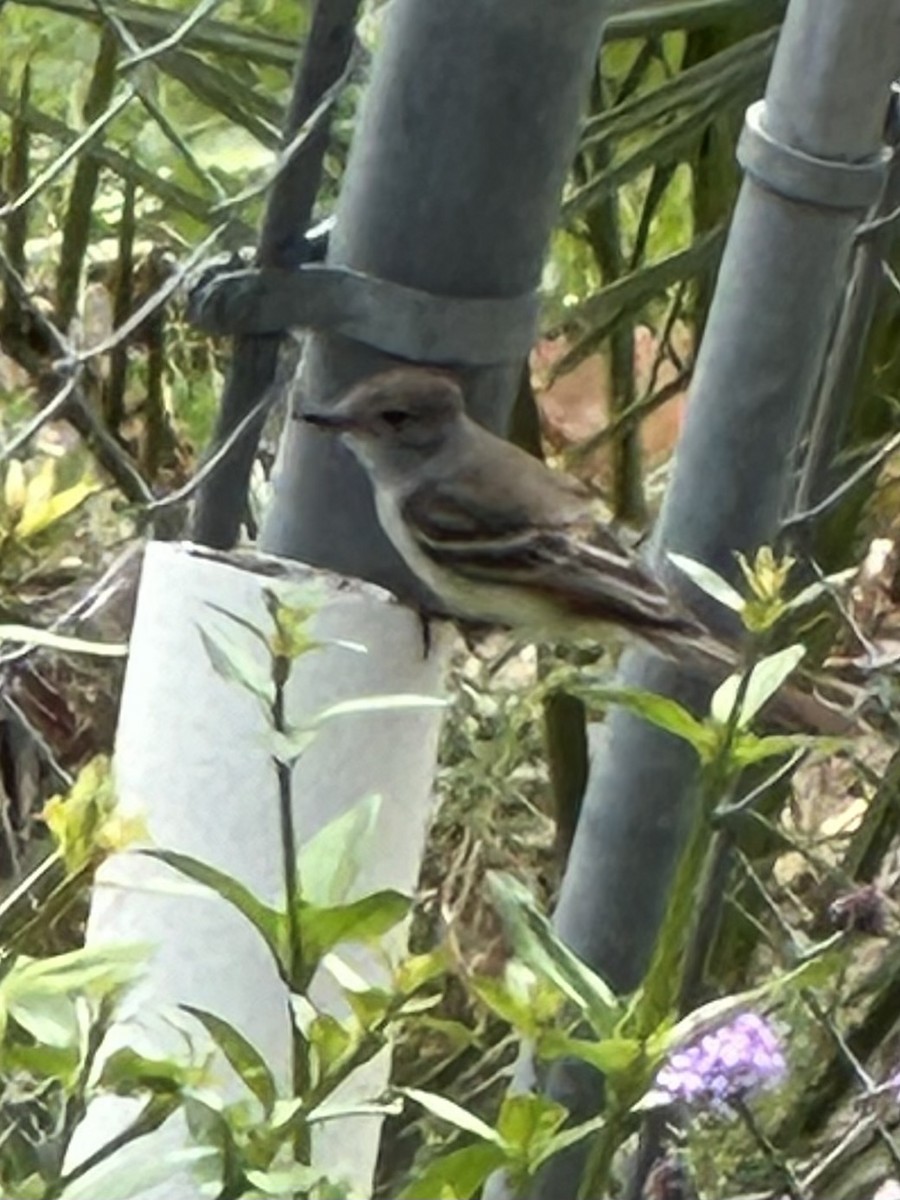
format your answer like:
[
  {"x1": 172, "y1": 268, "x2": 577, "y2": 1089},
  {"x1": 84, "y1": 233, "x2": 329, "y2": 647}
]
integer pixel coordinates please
[
  {"x1": 498, "y1": 4, "x2": 900, "y2": 1197},
  {"x1": 260, "y1": 0, "x2": 612, "y2": 586}
]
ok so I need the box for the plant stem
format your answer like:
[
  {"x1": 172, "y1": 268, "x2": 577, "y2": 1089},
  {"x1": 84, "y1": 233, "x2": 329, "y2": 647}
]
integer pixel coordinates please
[
  {"x1": 271, "y1": 654, "x2": 310, "y2": 1166},
  {"x1": 634, "y1": 656, "x2": 755, "y2": 1038},
  {"x1": 626, "y1": 649, "x2": 761, "y2": 1196},
  {"x1": 273, "y1": 662, "x2": 302, "y2": 983}
]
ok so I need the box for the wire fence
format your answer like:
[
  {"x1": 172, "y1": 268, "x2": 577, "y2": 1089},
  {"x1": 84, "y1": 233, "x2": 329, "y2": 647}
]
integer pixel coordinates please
[{"x1": 1, "y1": 1, "x2": 900, "y2": 1196}]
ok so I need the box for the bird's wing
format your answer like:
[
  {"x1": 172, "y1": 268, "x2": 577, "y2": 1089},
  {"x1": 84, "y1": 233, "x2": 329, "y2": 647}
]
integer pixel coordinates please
[{"x1": 401, "y1": 468, "x2": 697, "y2": 636}]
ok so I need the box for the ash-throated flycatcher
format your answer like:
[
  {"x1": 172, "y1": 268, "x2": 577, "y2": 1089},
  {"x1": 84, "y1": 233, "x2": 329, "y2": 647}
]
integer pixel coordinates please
[
  {"x1": 302, "y1": 366, "x2": 725, "y2": 660},
  {"x1": 302, "y1": 368, "x2": 861, "y2": 733}
]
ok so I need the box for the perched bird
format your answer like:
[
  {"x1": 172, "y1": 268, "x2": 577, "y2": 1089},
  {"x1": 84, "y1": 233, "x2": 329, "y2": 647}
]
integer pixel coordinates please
[
  {"x1": 301, "y1": 368, "x2": 866, "y2": 734},
  {"x1": 302, "y1": 366, "x2": 718, "y2": 660}
]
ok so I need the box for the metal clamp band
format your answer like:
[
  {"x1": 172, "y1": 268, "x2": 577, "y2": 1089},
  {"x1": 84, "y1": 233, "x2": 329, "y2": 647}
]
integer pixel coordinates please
[
  {"x1": 738, "y1": 100, "x2": 890, "y2": 211},
  {"x1": 187, "y1": 261, "x2": 540, "y2": 366}
]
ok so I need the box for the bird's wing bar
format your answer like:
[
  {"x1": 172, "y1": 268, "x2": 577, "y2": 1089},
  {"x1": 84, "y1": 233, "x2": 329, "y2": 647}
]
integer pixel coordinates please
[{"x1": 403, "y1": 486, "x2": 693, "y2": 634}]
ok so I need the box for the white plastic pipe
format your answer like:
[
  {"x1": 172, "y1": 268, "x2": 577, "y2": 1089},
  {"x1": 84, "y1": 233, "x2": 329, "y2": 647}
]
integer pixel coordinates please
[{"x1": 65, "y1": 541, "x2": 451, "y2": 1199}]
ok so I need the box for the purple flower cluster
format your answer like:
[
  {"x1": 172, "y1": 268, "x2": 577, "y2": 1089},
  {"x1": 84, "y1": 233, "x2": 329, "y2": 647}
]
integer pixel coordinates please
[{"x1": 656, "y1": 1012, "x2": 786, "y2": 1111}]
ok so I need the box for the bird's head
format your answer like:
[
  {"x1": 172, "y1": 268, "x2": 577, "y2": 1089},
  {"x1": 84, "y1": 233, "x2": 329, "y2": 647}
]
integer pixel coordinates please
[{"x1": 303, "y1": 367, "x2": 465, "y2": 479}]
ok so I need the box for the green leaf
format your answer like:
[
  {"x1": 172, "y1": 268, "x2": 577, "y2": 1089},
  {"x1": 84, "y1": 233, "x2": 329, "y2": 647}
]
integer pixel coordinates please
[
  {"x1": 323, "y1": 637, "x2": 367, "y2": 655},
  {"x1": 496, "y1": 1094, "x2": 568, "y2": 1159},
  {"x1": 393, "y1": 948, "x2": 451, "y2": 995},
  {"x1": 309, "y1": 1012, "x2": 353, "y2": 1082},
  {"x1": 343, "y1": 984, "x2": 394, "y2": 1029},
  {"x1": 182, "y1": 1092, "x2": 235, "y2": 1161},
  {"x1": 270, "y1": 725, "x2": 317, "y2": 765},
  {"x1": 181, "y1": 1005, "x2": 276, "y2": 1114},
  {"x1": 399, "y1": 1144, "x2": 509, "y2": 1200},
  {"x1": 314, "y1": 693, "x2": 447, "y2": 723},
  {"x1": 581, "y1": 685, "x2": 713, "y2": 757},
  {"x1": 60, "y1": 1145, "x2": 214, "y2": 1200},
  {"x1": 2, "y1": 943, "x2": 144, "y2": 1004},
  {"x1": 98, "y1": 1046, "x2": 204, "y2": 1095},
  {"x1": 470, "y1": 970, "x2": 564, "y2": 1036},
  {"x1": 399, "y1": 1086, "x2": 505, "y2": 1145},
  {"x1": 730, "y1": 732, "x2": 832, "y2": 768},
  {"x1": 263, "y1": 587, "x2": 321, "y2": 660},
  {"x1": 7, "y1": 1038, "x2": 81, "y2": 1086},
  {"x1": 203, "y1": 602, "x2": 271, "y2": 647},
  {"x1": 307, "y1": 1096, "x2": 403, "y2": 1125},
  {"x1": 411, "y1": 1014, "x2": 479, "y2": 1052},
  {"x1": 668, "y1": 552, "x2": 745, "y2": 612},
  {"x1": 532, "y1": 1113, "x2": 607, "y2": 1169},
  {"x1": 535, "y1": 1031, "x2": 643, "y2": 1078},
  {"x1": 711, "y1": 645, "x2": 806, "y2": 728},
  {"x1": 268, "y1": 1095, "x2": 305, "y2": 1134},
  {"x1": 0, "y1": 624, "x2": 128, "y2": 657},
  {"x1": 197, "y1": 621, "x2": 273, "y2": 704},
  {"x1": 142, "y1": 850, "x2": 286, "y2": 975},
  {"x1": 299, "y1": 889, "x2": 411, "y2": 962},
  {"x1": 299, "y1": 793, "x2": 383, "y2": 906},
  {"x1": 7, "y1": 989, "x2": 78, "y2": 1048},
  {"x1": 486, "y1": 872, "x2": 622, "y2": 1036},
  {"x1": 16, "y1": 477, "x2": 99, "y2": 538},
  {"x1": 784, "y1": 581, "x2": 828, "y2": 610},
  {"x1": 245, "y1": 1165, "x2": 329, "y2": 1195}
]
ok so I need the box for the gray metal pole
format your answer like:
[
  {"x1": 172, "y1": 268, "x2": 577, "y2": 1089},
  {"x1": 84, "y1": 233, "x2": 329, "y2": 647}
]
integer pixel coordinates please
[
  {"x1": 192, "y1": 0, "x2": 362, "y2": 550},
  {"x1": 490, "y1": 3, "x2": 900, "y2": 1197},
  {"x1": 260, "y1": 0, "x2": 611, "y2": 589}
]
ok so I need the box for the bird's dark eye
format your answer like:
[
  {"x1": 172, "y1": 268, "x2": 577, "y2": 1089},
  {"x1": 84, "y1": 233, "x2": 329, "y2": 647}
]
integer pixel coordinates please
[{"x1": 380, "y1": 409, "x2": 410, "y2": 428}]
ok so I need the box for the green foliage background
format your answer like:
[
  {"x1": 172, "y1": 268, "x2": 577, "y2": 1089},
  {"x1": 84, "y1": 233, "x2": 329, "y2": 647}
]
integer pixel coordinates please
[{"x1": 3, "y1": 0, "x2": 900, "y2": 1195}]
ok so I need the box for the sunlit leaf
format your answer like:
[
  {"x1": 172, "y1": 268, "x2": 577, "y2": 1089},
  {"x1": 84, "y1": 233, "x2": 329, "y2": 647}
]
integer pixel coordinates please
[
  {"x1": 298, "y1": 793, "x2": 383, "y2": 906},
  {"x1": 535, "y1": 1030, "x2": 643, "y2": 1077},
  {"x1": 263, "y1": 587, "x2": 321, "y2": 659},
  {"x1": 486, "y1": 872, "x2": 622, "y2": 1036},
  {"x1": 399, "y1": 1087, "x2": 505, "y2": 1145},
  {"x1": 393, "y1": 947, "x2": 451, "y2": 995},
  {"x1": 6, "y1": 1038, "x2": 81, "y2": 1086},
  {"x1": 203, "y1": 601, "x2": 270, "y2": 648},
  {"x1": 730, "y1": 732, "x2": 836, "y2": 768},
  {"x1": 398, "y1": 1143, "x2": 509, "y2": 1200},
  {"x1": 42, "y1": 755, "x2": 145, "y2": 871},
  {"x1": 143, "y1": 849, "x2": 286, "y2": 974},
  {"x1": 495, "y1": 1094, "x2": 568, "y2": 1158},
  {"x1": 16, "y1": 475, "x2": 100, "y2": 539},
  {"x1": 314, "y1": 693, "x2": 447, "y2": 723},
  {"x1": 582, "y1": 684, "x2": 713, "y2": 756},
  {"x1": 269, "y1": 1095, "x2": 304, "y2": 1133},
  {"x1": 668, "y1": 552, "x2": 744, "y2": 611},
  {"x1": 299, "y1": 889, "x2": 411, "y2": 964},
  {"x1": 309, "y1": 1012, "x2": 354, "y2": 1083},
  {"x1": 532, "y1": 1113, "x2": 607, "y2": 1169},
  {"x1": 98, "y1": 1046, "x2": 207, "y2": 1095},
  {"x1": 307, "y1": 1096, "x2": 403, "y2": 1125},
  {"x1": 710, "y1": 645, "x2": 806, "y2": 728},
  {"x1": 470, "y1": 969, "x2": 564, "y2": 1036},
  {"x1": 1, "y1": 944, "x2": 144, "y2": 1006},
  {"x1": 3, "y1": 458, "x2": 26, "y2": 515},
  {"x1": 198, "y1": 622, "x2": 273, "y2": 704},
  {"x1": 6, "y1": 990, "x2": 78, "y2": 1048},
  {"x1": 181, "y1": 1004, "x2": 276, "y2": 1114},
  {"x1": 246, "y1": 1165, "x2": 330, "y2": 1195},
  {"x1": 270, "y1": 725, "x2": 317, "y2": 764},
  {"x1": 60, "y1": 1140, "x2": 212, "y2": 1200}
]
